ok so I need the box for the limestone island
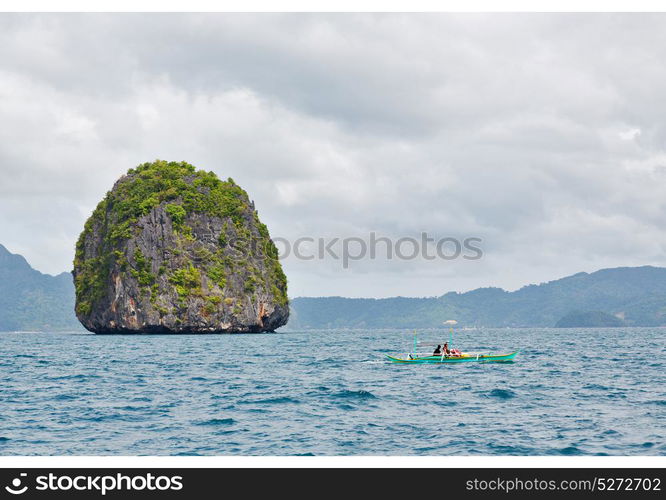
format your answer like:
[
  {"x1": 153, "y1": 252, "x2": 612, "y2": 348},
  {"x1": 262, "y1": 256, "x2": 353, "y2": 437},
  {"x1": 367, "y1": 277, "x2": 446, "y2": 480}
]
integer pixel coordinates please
[{"x1": 73, "y1": 160, "x2": 289, "y2": 334}]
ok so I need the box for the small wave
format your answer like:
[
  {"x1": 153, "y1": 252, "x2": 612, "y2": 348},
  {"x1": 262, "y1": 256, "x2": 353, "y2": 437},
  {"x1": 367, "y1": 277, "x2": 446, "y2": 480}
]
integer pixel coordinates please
[
  {"x1": 415, "y1": 445, "x2": 443, "y2": 453},
  {"x1": 259, "y1": 397, "x2": 299, "y2": 405},
  {"x1": 583, "y1": 384, "x2": 610, "y2": 391},
  {"x1": 81, "y1": 413, "x2": 125, "y2": 422},
  {"x1": 196, "y1": 418, "x2": 235, "y2": 426},
  {"x1": 213, "y1": 429, "x2": 238, "y2": 436},
  {"x1": 49, "y1": 374, "x2": 100, "y2": 381},
  {"x1": 241, "y1": 397, "x2": 300, "y2": 405},
  {"x1": 434, "y1": 400, "x2": 457, "y2": 407},
  {"x1": 117, "y1": 405, "x2": 149, "y2": 412},
  {"x1": 54, "y1": 394, "x2": 77, "y2": 401},
  {"x1": 483, "y1": 389, "x2": 516, "y2": 400},
  {"x1": 0, "y1": 437, "x2": 9, "y2": 442},
  {"x1": 333, "y1": 390, "x2": 377, "y2": 400},
  {"x1": 559, "y1": 446, "x2": 583, "y2": 455}
]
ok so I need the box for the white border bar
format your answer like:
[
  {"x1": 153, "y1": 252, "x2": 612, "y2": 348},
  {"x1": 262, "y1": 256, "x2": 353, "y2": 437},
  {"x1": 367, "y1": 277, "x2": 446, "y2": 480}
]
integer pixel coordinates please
[{"x1": 0, "y1": 456, "x2": 664, "y2": 468}]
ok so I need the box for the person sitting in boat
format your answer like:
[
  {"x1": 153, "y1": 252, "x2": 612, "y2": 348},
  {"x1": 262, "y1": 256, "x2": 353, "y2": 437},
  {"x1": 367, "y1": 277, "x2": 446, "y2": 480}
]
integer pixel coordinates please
[
  {"x1": 433, "y1": 344, "x2": 442, "y2": 355},
  {"x1": 442, "y1": 342, "x2": 462, "y2": 357}
]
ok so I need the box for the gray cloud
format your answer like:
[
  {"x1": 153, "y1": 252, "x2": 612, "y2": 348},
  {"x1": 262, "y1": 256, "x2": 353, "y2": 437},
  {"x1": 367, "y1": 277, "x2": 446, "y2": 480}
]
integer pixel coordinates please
[{"x1": 1, "y1": 13, "x2": 666, "y2": 297}]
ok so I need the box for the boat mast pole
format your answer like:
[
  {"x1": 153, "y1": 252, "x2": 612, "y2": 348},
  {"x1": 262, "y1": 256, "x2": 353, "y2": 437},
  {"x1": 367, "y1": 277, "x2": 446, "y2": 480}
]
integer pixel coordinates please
[
  {"x1": 443, "y1": 320, "x2": 457, "y2": 355},
  {"x1": 413, "y1": 331, "x2": 417, "y2": 356}
]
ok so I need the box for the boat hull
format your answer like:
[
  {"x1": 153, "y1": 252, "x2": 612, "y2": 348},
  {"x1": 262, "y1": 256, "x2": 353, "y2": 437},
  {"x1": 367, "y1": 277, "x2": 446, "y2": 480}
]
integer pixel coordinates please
[{"x1": 385, "y1": 351, "x2": 519, "y2": 364}]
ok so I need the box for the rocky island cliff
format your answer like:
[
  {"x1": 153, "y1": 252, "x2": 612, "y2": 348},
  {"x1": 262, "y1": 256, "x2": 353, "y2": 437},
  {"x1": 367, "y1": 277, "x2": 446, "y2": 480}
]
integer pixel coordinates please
[{"x1": 73, "y1": 160, "x2": 288, "y2": 334}]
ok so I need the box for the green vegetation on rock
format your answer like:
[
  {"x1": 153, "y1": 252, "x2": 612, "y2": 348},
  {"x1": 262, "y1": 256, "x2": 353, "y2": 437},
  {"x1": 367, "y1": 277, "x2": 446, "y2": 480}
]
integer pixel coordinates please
[
  {"x1": 165, "y1": 204, "x2": 187, "y2": 227},
  {"x1": 130, "y1": 248, "x2": 155, "y2": 287},
  {"x1": 169, "y1": 264, "x2": 202, "y2": 300}
]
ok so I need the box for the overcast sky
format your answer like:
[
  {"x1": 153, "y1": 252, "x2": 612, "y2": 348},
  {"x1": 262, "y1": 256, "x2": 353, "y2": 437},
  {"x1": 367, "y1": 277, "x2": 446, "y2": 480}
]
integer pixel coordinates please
[{"x1": 1, "y1": 13, "x2": 666, "y2": 297}]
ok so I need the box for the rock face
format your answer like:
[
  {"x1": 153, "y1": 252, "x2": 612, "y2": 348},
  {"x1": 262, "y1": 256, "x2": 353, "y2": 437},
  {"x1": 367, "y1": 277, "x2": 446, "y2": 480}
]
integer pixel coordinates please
[{"x1": 73, "y1": 160, "x2": 288, "y2": 334}]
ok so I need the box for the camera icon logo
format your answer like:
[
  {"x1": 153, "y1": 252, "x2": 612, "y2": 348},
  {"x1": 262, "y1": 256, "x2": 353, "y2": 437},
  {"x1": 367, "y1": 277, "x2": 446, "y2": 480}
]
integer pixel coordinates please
[{"x1": 5, "y1": 473, "x2": 28, "y2": 495}]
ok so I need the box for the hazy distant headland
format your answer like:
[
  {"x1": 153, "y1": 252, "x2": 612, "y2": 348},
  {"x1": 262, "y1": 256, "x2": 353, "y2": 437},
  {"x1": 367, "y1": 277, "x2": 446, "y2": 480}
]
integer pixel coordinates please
[
  {"x1": 1, "y1": 242, "x2": 665, "y2": 331},
  {"x1": 288, "y1": 267, "x2": 666, "y2": 330},
  {"x1": 0, "y1": 243, "x2": 81, "y2": 332}
]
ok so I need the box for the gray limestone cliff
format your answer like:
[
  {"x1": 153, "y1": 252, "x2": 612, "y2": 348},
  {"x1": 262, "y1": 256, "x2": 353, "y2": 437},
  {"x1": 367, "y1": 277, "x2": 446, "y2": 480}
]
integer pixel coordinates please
[{"x1": 72, "y1": 160, "x2": 288, "y2": 334}]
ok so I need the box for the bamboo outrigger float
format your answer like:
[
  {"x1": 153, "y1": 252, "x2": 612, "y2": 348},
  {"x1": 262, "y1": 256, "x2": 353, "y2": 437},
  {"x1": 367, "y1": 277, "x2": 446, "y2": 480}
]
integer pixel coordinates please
[{"x1": 386, "y1": 320, "x2": 520, "y2": 364}]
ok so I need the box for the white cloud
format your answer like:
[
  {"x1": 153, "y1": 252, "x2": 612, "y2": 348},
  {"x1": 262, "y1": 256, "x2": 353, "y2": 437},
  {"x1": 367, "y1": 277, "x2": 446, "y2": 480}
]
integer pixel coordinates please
[
  {"x1": 619, "y1": 127, "x2": 641, "y2": 141},
  {"x1": 2, "y1": 13, "x2": 666, "y2": 297}
]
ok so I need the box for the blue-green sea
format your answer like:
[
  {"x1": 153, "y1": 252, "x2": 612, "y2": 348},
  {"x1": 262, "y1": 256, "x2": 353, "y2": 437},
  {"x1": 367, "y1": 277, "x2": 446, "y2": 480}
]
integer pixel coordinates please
[{"x1": 1, "y1": 328, "x2": 664, "y2": 455}]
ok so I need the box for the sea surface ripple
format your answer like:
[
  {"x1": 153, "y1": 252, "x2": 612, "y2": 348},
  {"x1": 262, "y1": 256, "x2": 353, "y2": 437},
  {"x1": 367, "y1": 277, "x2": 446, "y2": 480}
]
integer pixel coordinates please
[{"x1": 0, "y1": 328, "x2": 664, "y2": 456}]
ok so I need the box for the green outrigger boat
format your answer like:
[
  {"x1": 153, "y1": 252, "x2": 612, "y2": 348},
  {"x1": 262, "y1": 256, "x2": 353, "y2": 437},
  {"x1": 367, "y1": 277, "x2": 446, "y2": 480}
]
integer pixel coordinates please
[
  {"x1": 386, "y1": 351, "x2": 519, "y2": 364},
  {"x1": 386, "y1": 320, "x2": 519, "y2": 364}
]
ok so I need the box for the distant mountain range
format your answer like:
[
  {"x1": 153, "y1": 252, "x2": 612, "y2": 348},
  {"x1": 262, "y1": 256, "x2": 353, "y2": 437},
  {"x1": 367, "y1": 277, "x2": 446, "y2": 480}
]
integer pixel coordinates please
[
  {"x1": 1, "y1": 242, "x2": 666, "y2": 331},
  {"x1": 0, "y1": 244, "x2": 81, "y2": 331},
  {"x1": 288, "y1": 266, "x2": 666, "y2": 329}
]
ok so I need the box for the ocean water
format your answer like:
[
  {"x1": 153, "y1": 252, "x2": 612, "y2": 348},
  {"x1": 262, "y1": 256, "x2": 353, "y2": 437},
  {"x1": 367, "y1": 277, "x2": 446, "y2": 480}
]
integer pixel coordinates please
[{"x1": 0, "y1": 328, "x2": 664, "y2": 456}]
